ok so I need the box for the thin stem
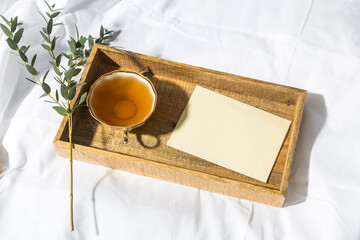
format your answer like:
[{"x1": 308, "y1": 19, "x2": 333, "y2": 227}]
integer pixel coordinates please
[
  {"x1": 67, "y1": 81, "x2": 74, "y2": 231},
  {"x1": 68, "y1": 111, "x2": 74, "y2": 232}
]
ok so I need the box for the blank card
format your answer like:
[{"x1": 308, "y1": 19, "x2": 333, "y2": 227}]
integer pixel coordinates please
[{"x1": 167, "y1": 85, "x2": 291, "y2": 182}]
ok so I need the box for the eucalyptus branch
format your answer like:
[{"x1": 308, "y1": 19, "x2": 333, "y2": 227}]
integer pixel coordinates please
[{"x1": 0, "y1": 0, "x2": 117, "y2": 232}]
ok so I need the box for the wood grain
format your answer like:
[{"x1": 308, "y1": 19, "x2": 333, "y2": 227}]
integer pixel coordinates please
[{"x1": 54, "y1": 44, "x2": 306, "y2": 207}]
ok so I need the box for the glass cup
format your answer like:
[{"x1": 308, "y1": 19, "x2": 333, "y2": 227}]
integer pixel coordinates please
[{"x1": 86, "y1": 70, "x2": 157, "y2": 143}]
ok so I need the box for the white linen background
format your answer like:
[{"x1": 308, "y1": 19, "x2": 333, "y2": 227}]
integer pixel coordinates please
[{"x1": 0, "y1": 0, "x2": 359, "y2": 239}]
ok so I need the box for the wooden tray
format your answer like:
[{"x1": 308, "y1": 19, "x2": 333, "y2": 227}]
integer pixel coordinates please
[{"x1": 54, "y1": 44, "x2": 306, "y2": 207}]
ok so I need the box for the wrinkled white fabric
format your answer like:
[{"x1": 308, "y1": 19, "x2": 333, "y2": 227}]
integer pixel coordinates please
[{"x1": 0, "y1": 0, "x2": 359, "y2": 239}]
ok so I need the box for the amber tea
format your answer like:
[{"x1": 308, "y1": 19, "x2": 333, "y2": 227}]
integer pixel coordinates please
[{"x1": 87, "y1": 71, "x2": 157, "y2": 143}]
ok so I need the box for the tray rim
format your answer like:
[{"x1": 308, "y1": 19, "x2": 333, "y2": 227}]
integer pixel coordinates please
[{"x1": 53, "y1": 44, "x2": 306, "y2": 206}]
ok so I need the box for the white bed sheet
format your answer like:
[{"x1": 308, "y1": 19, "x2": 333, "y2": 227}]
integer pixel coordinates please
[{"x1": 0, "y1": 0, "x2": 359, "y2": 239}]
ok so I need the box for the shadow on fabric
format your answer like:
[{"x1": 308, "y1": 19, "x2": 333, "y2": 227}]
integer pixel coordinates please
[{"x1": 283, "y1": 92, "x2": 327, "y2": 207}]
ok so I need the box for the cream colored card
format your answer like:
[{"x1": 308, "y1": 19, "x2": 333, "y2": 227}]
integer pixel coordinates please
[{"x1": 167, "y1": 85, "x2": 291, "y2": 182}]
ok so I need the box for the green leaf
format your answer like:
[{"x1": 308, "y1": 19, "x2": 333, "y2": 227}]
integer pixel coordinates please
[
  {"x1": 62, "y1": 53, "x2": 71, "y2": 59},
  {"x1": 75, "y1": 24, "x2": 79, "y2": 40},
  {"x1": 60, "y1": 84, "x2": 68, "y2": 99},
  {"x1": 68, "y1": 39, "x2": 76, "y2": 54},
  {"x1": 13, "y1": 28, "x2": 23, "y2": 43},
  {"x1": 0, "y1": 23, "x2": 13, "y2": 39},
  {"x1": 43, "y1": 70, "x2": 50, "y2": 83},
  {"x1": 100, "y1": 25, "x2": 104, "y2": 38},
  {"x1": 31, "y1": 54, "x2": 37, "y2": 66},
  {"x1": 0, "y1": 15, "x2": 11, "y2": 26},
  {"x1": 47, "y1": 18, "x2": 53, "y2": 34},
  {"x1": 79, "y1": 36, "x2": 86, "y2": 45},
  {"x1": 72, "y1": 104, "x2": 82, "y2": 114},
  {"x1": 56, "y1": 54, "x2": 62, "y2": 66},
  {"x1": 52, "y1": 62, "x2": 61, "y2": 75},
  {"x1": 19, "y1": 50, "x2": 28, "y2": 63},
  {"x1": 39, "y1": 93, "x2": 47, "y2": 98},
  {"x1": 51, "y1": 37, "x2": 56, "y2": 50},
  {"x1": 40, "y1": 31, "x2": 49, "y2": 42},
  {"x1": 46, "y1": 12, "x2": 51, "y2": 18},
  {"x1": 41, "y1": 44, "x2": 51, "y2": 51},
  {"x1": 25, "y1": 77, "x2": 39, "y2": 85},
  {"x1": 21, "y1": 45, "x2": 30, "y2": 54},
  {"x1": 26, "y1": 65, "x2": 38, "y2": 75},
  {"x1": 79, "y1": 92, "x2": 87, "y2": 104},
  {"x1": 11, "y1": 16, "x2": 18, "y2": 32},
  {"x1": 77, "y1": 59, "x2": 87, "y2": 66},
  {"x1": 74, "y1": 49, "x2": 83, "y2": 57},
  {"x1": 42, "y1": 27, "x2": 48, "y2": 34},
  {"x1": 65, "y1": 67, "x2": 74, "y2": 80},
  {"x1": 73, "y1": 68, "x2": 81, "y2": 76},
  {"x1": 51, "y1": 11, "x2": 60, "y2": 18},
  {"x1": 42, "y1": 82, "x2": 51, "y2": 94},
  {"x1": 55, "y1": 89, "x2": 59, "y2": 101},
  {"x1": 6, "y1": 38, "x2": 18, "y2": 50},
  {"x1": 45, "y1": 1, "x2": 53, "y2": 11},
  {"x1": 67, "y1": 57, "x2": 73, "y2": 67},
  {"x1": 68, "y1": 86, "x2": 76, "y2": 100},
  {"x1": 53, "y1": 106, "x2": 68, "y2": 116},
  {"x1": 76, "y1": 82, "x2": 86, "y2": 88},
  {"x1": 38, "y1": 11, "x2": 48, "y2": 23},
  {"x1": 54, "y1": 76, "x2": 62, "y2": 84},
  {"x1": 88, "y1": 35, "x2": 94, "y2": 49}
]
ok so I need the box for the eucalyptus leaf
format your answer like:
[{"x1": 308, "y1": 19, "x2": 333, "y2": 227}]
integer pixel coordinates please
[
  {"x1": 39, "y1": 93, "x2": 47, "y2": 98},
  {"x1": 72, "y1": 104, "x2": 82, "y2": 114},
  {"x1": 55, "y1": 89, "x2": 59, "y2": 101},
  {"x1": 77, "y1": 59, "x2": 87, "y2": 66},
  {"x1": 56, "y1": 54, "x2": 62, "y2": 66},
  {"x1": 38, "y1": 11, "x2": 48, "y2": 24},
  {"x1": 26, "y1": 65, "x2": 38, "y2": 75},
  {"x1": 14, "y1": 28, "x2": 24, "y2": 43},
  {"x1": 76, "y1": 82, "x2": 86, "y2": 88},
  {"x1": 19, "y1": 50, "x2": 28, "y2": 63},
  {"x1": 0, "y1": 23, "x2": 13, "y2": 39},
  {"x1": 51, "y1": 37, "x2": 56, "y2": 50},
  {"x1": 68, "y1": 86, "x2": 76, "y2": 100},
  {"x1": 79, "y1": 92, "x2": 87, "y2": 104},
  {"x1": 60, "y1": 84, "x2": 68, "y2": 99},
  {"x1": 88, "y1": 35, "x2": 94, "y2": 49},
  {"x1": 6, "y1": 38, "x2": 18, "y2": 50},
  {"x1": 40, "y1": 31, "x2": 49, "y2": 42},
  {"x1": 25, "y1": 77, "x2": 39, "y2": 85},
  {"x1": 47, "y1": 18, "x2": 53, "y2": 34},
  {"x1": 0, "y1": 15, "x2": 11, "y2": 26},
  {"x1": 75, "y1": 24, "x2": 79, "y2": 40},
  {"x1": 53, "y1": 106, "x2": 68, "y2": 116},
  {"x1": 68, "y1": 39, "x2": 76, "y2": 54},
  {"x1": 45, "y1": 1, "x2": 53, "y2": 12},
  {"x1": 31, "y1": 54, "x2": 37, "y2": 66},
  {"x1": 42, "y1": 27, "x2": 48, "y2": 34},
  {"x1": 73, "y1": 68, "x2": 81, "y2": 76},
  {"x1": 100, "y1": 25, "x2": 104, "y2": 38},
  {"x1": 11, "y1": 16, "x2": 18, "y2": 32},
  {"x1": 41, "y1": 44, "x2": 51, "y2": 51},
  {"x1": 42, "y1": 82, "x2": 51, "y2": 94},
  {"x1": 51, "y1": 12, "x2": 60, "y2": 18},
  {"x1": 52, "y1": 63, "x2": 61, "y2": 75},
  {"x1": 43, "y1": 70, "x2": 50, "y2": 83},
  {"x1": 65, "y1": 67, "x2": 74, "y2": 80},
  {"x1": 23, "y1": 45, "x2": 30, "y2": 54}
]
